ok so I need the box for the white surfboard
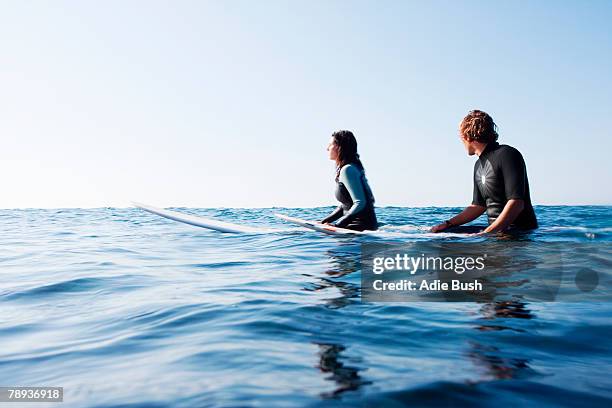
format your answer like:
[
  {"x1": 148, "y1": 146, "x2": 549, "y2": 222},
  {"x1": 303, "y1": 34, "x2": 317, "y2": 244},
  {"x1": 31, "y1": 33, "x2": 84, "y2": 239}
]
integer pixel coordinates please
[
  {"x1": 133, "y1": 202, "x2": 276, "y2": 233},
  {"x1": 274, "y1": 213, "x2": 371, "y2": 235}
]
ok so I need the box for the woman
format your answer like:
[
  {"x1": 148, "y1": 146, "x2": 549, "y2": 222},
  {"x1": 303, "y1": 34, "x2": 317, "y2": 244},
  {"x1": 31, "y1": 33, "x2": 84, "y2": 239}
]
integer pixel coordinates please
[{"x1": 321, "y1": 130, "x2": 378, "y2": 231}]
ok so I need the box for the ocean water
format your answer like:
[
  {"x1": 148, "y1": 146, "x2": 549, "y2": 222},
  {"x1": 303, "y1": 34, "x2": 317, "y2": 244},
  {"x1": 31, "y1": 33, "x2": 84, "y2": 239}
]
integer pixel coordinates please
[{"x1": 1, "y1": 206, "x2": 611, "y2": 407}]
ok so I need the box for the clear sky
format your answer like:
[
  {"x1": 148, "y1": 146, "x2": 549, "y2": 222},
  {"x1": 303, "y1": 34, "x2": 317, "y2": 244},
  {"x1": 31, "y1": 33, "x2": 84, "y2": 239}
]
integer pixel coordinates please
[{"x1": 1, "y1": 0, "x2": 611, "y2": 208}]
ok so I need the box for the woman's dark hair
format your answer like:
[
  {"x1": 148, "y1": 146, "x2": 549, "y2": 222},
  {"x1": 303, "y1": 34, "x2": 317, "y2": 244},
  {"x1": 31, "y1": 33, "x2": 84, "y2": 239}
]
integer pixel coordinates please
[
  {"x1": 332, "y1": 130, "x2": 364, "y2": 178},
  {"x1": 460, "y1": 110, "x2": 499, "y2": 143}
]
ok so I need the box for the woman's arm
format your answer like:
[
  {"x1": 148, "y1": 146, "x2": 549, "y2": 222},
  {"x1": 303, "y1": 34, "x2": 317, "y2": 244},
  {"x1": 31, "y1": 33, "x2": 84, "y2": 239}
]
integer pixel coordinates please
[
  {"x1": 321, "y1": 206, "x2": 343, "y2": 224},
  {"x1": 334, "y1": 165, "x2": 367, "y2": 228}
]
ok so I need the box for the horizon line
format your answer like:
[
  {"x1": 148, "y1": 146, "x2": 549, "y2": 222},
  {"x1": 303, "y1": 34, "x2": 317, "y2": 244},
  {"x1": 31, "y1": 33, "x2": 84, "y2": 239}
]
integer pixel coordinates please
[{"x1": 1, "y1": 203, "x2": 610, "y2": 210}]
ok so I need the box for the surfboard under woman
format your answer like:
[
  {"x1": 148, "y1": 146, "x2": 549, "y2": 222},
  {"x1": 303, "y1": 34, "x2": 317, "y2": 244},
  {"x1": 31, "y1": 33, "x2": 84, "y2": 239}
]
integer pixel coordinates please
[{"x1": 321, "y1": 130, "x2": 378, "y2": 231}]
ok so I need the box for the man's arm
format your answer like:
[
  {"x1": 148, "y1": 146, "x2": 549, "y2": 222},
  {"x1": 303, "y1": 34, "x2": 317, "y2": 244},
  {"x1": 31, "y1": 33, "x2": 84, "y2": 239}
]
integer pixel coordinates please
[
  {"x1": 480, "y1": 199, "x2": 524, "y2": 233},
  {"x1": 430, "y1": 204, "x2": 486, "y2": 232}
]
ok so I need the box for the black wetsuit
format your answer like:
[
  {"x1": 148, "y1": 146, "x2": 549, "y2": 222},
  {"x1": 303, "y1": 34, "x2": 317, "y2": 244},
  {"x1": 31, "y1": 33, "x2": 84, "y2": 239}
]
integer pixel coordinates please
[
  {"x1": 322, "y1": 164, "x2": 378, "y2": 231},
  {"x1": 472, "y1": 142, "x2": 538, "y2": 230}
]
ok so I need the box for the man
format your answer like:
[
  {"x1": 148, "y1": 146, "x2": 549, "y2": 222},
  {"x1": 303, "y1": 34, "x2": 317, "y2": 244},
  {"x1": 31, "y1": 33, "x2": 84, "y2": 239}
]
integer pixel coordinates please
[{"x1": 431, "y1": 110, "x2": 537, "y2": 234}]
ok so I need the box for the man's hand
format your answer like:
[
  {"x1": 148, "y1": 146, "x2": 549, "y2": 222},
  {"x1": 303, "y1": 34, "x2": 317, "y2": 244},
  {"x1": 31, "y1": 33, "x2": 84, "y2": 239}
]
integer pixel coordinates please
[{"x1": 430, "y1": 205, "x2": 486, "y2": 233}]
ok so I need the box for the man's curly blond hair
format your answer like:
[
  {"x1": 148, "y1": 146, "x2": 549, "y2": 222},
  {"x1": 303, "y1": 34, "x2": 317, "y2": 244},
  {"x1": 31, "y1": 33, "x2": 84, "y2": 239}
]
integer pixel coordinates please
[{"x1": 460, "y1": 110, "x2": 499, "y2": 143}]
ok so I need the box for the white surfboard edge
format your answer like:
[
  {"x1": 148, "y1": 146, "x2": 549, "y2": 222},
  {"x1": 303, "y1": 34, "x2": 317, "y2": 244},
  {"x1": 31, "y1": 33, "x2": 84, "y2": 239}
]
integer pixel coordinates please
[
  {"x1": 133, "y1": 202, "x2": 274, "y2": 233},
  {"x1": 274, "y1": 213, "x2": 369, "y2": 235}
]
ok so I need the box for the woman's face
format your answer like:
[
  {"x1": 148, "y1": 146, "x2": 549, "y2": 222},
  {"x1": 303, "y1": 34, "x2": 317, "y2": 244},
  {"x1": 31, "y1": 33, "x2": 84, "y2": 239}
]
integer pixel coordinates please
[{"x1": 327, "y1": 137, "x2": 339, "y2": 161}]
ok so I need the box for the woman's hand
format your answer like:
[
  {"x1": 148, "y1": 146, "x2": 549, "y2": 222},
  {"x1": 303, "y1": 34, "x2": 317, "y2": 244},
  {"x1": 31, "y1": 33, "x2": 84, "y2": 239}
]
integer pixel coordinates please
[{"x1": 430, "y1": 222, "x2": 449, "y2": 233}]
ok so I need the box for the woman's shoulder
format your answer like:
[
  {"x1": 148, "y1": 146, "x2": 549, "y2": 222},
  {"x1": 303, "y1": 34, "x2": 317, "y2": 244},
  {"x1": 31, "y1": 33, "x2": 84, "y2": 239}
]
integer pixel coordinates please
[{"x1": 339, "y1": 163, "x2": 362, "y2": 180}]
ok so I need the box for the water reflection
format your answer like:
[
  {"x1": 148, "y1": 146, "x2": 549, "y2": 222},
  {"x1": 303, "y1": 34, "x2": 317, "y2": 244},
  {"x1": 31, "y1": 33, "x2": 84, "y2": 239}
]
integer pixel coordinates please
[
  {"x1": 315, "y1": 342, "x2": 371, "y2": 398},
  {"x1": 302, "y1": 245, "x2": 361, "y2": 309},
  {"x1": 479, "y1": 300, "x2": 534, "y2": 321},
  {"x1": 305, "y1": 244, "x2": 369, "y2": 398},
  {"x1": 459, "y1": 242, "x2": 542, "y2": 381},
  {"x1": 302, "y1": 276, "x2": 359, "y2": 309},
  {"x1": 469, "y1": 296, "x2": 536, "y2": 380},
  {"x1": 306, "y1": 241, "x2": 544, "y2": 393},
  {"x1": 467, "y1": 341, "x2": 533, "y2": 380}
]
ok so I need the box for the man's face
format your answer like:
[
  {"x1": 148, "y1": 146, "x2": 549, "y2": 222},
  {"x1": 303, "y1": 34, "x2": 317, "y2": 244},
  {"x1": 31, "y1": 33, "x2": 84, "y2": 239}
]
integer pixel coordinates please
[{"x1": 459, "y1": 133, "x2": 476, "y2": 156}]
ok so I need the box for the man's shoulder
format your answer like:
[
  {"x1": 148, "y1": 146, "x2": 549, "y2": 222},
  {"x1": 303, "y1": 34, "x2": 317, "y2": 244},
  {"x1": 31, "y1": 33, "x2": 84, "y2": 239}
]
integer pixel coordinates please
[{"x1": 495, "y1": 144, "x2": 524, "y2": 160}]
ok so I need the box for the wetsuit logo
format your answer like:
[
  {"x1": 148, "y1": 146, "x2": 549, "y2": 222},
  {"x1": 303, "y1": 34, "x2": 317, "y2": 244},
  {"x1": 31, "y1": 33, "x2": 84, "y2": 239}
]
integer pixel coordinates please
[{"x1": 476, "y1": 160, "x2": 495, "y2": 197}]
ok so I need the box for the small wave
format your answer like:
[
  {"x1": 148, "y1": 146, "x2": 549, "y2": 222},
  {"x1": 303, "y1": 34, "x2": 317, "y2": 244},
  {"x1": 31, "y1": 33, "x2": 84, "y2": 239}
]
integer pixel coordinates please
[
  {"x1": 357, "y1": 380, "x2": 612, "y2": 407},
  {"x1": 188, "y1": 261, "x2": 252, "y2": 269},
  {"x1": 546, "y1": 226, "x2": 612, "y2": 233},
  {"x1": 3, "y1": 276, "x2": 144, "y2": 300}
]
